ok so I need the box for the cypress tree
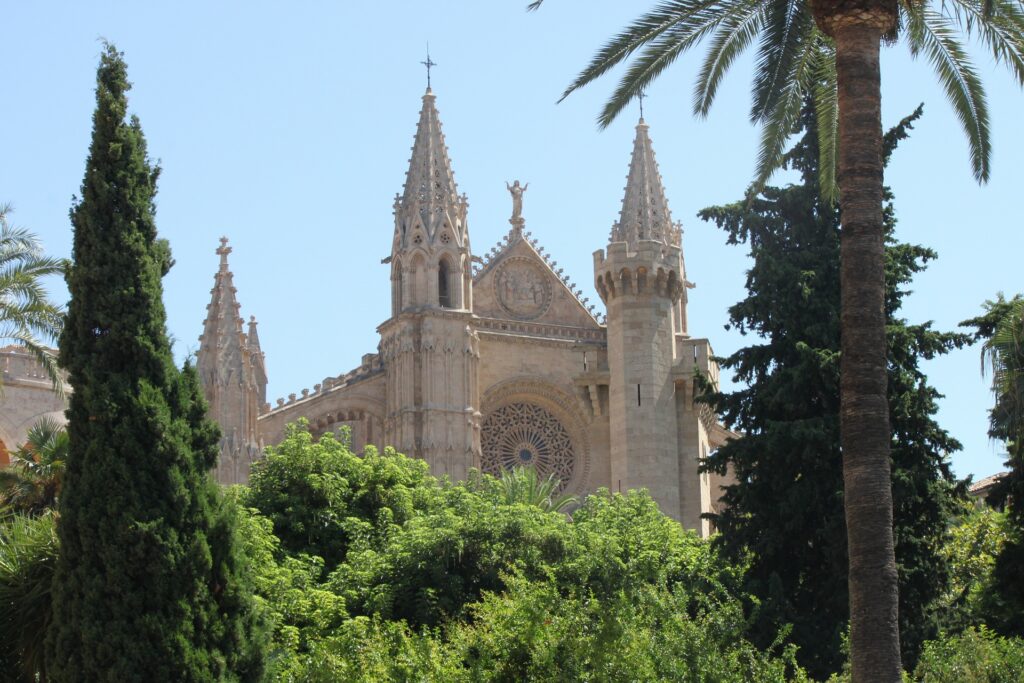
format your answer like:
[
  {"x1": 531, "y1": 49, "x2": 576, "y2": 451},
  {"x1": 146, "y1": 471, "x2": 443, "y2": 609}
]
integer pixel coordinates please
[
  {"x1": 700, "y1": 105, "x2": 966, "y2": 678},
  {"x1": 45, "y1": 44, "x2": 265, "y2": 681}
]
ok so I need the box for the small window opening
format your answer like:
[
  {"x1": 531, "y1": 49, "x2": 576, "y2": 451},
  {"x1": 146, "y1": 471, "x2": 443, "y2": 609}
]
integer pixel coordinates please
[
  {"x1": 637, "y1": 384, "x2": 641, "y2": 407},
  {"x1": 438, "y1": 261, "x2": 452, "y2": 308}
]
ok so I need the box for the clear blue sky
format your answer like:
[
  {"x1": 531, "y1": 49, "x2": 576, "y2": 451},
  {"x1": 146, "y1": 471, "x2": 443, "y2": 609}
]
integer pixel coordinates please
[{"x1": 3, "y1": 2, "x2": 1021, "y2": 480}]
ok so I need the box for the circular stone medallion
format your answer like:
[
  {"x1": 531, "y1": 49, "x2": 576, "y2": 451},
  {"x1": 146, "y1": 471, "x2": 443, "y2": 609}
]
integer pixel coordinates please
[{"x1": 494, "y1": 258, "x2": 552, "y2": 320}]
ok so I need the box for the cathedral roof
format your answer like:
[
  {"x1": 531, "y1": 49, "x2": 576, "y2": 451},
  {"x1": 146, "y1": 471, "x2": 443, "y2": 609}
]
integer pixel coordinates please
[
  {"x1": 613, "y1": 118, "x2": 676, "y2": 246},
  {"x1": 398, "y1": 88, "x2": 463, "y2": 236}
]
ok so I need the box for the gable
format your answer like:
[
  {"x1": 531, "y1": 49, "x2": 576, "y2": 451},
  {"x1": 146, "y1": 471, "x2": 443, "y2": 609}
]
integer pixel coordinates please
[{"x1": 472, "y1": 234, "x2": 600, "y2": 329}]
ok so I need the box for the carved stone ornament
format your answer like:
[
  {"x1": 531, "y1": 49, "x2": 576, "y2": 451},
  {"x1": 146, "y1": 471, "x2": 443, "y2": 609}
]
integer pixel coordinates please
[
  {"x1": 480, "y1": 378, "x2": 591, "y2": 494},
  {"x1": 493, "y1": 257, "x2": 552, "y2": 321},
  {"x1": 481, "y1": 402, "x2": 575, "y2": 492}
]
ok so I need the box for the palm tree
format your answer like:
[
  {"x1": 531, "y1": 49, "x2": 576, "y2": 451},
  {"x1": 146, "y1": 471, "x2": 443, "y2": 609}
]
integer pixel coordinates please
[
  {"x1": 528, "y1": 1, "x2": 1024, "y2": 679},
  {"x1": 0, "y1": 417, "x2": 68, "y2": 517},
  {"x1": 980, "y1": 297, "x2": 1024, "y2": 633},
  {"x1": 498, "y1": 466, "x2": 578, "y2": 512},
  {"x1": 0, "y1": 204, "x2": 66, "y2": 396},
  {"x1": 0, "y1": 511, "x2": 58, "y2": 682},
  {"x1": 983, "y1": 297, "x2": 1024, "y2": 448}
]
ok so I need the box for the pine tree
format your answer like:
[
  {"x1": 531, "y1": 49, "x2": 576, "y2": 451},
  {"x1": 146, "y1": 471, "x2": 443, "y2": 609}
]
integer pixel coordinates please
[
  {"x1": 45, "y1": 44, "x2": 265, "y2": 681},
  {"x1": 700, "y1": 105, "x2": 965, "y2": 678}
]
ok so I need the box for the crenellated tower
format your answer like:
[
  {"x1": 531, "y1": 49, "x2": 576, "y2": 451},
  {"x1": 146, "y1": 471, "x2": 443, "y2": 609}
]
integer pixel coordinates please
[
  {"x1": 379, "y1": 88, "x2": 481, "y2": 478},
  {"x1": 594, "y1": 117, "x2": 696, "y2": 525},
  {"x1": 197, "y1": 238, "x2": 267, "y2": 484}
]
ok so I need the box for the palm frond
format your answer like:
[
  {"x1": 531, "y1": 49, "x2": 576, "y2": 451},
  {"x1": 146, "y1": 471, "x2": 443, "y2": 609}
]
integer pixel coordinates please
[
  {"x1": 0, "y1": 513, "x2": 58, "y2": 679},
  {"x1": 693, "y1": 0, "x2": 765, "y2": 116},
  {"x1": 983, "y1": 298, "x2": 1024, "y2": 437},
  {"x1": 498, "y1": 466, "x2": 577, "y2": 512},
  {"x1": 750, "y1": 0, "x2": 813, "y2": 122},
  {"x1": 904, "y1": 5, "x2": 991, "y2": 182},
  {"x1": 945, "y1": 0, "x2": 1024, "y2": 85},
  {"x1": 750, "y1": 30, "x2": 822, "y2": 194},
  {"x1": 561, "y1": 0, "x2": 721, "y2": 103},
  {"x1": 810, "y1": 43, "x2": 839, "y2": 203}
]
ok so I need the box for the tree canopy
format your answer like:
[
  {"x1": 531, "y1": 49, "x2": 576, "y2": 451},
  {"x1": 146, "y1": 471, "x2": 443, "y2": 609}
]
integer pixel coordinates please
[{"x1": 699, "y1": 104, "x2": 965, "y2": 677}]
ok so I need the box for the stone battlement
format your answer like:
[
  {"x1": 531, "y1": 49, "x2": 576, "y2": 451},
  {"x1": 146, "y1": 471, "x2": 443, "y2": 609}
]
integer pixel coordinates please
[
  {"x1": 0, "y1": 346, "x2": 66, "y2": 389},
  {"x1": 593, "y1": 240, "x2": 683, "y2": 304}
]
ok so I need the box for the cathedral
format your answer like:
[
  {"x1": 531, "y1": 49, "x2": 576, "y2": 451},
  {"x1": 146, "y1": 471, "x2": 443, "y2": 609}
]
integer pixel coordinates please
[{"x1": 196, "y1": 87, "x2": 734, "y2": 535}]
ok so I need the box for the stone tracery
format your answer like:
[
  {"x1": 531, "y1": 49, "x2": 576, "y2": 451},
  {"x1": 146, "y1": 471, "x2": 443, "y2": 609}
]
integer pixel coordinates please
[{"x1": 481, "y1": 402, "x2": 576, "y2": 491}]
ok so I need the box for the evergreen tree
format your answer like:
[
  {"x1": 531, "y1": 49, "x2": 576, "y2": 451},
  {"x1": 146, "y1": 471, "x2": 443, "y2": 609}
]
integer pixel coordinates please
[
  {"x1": 700, "y1": 105, "x2": 965, "y2": 678},
  {"x1": 45, "y1": 44, "x2": 265, "y2": 681}
]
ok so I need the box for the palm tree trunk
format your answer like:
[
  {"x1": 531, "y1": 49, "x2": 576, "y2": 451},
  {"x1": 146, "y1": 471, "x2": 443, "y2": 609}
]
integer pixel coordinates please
[{"x1": 833, "y1": 18, "x2": 902, "y2": 683}]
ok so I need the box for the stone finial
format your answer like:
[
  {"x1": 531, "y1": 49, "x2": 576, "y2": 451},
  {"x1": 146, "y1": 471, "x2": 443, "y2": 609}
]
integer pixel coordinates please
[{"x1": 216, "y1": 236, "x2": 232, "y2": 271}]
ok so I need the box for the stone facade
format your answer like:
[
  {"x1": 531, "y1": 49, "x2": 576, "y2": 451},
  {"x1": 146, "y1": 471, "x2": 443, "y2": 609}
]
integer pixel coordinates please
[
  {"x1": 0, "y1": 346, "x2": 68, "y2": 465},
  {"x1": 197, "y1": 89, "x2": 735, "y2": 534}
]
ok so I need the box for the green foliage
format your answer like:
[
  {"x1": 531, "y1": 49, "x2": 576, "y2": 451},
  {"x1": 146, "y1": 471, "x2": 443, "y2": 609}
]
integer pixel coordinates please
[
  {"x1": 699, "y1": 104, "x2": 965, "y2": 677},
  {"x1": 912, "y1": 627, "x2": 1024, "y2": 682},
  {"x1": 495, "y1": 465, "x2": 578, "y2": 512},
  {"x1": 228, "y1": 496, "x2": 347, "y2": 679},
  {"x1": 443, "y1": 578, "x2": 808, "y2": 683},
  {"x1": 0, "y1": 417, "x2": 68, "y2": 516},
  {"x1": 45, "y1": 44, "x2": 265, "y2": 681},
  {"x1": 237, "y1": 422, "x2": 804, "y2": 680},
  {"x1": 0, "y1": 204, "x2": 65, "y2": 395},
  {"x1": 330, "y1": 481, "x2": 575, "y2": 627},
  {"x1": 244, "y1": 421, "x2": 442, "y2": 574},
  {"x1": 937, "y1": 503, "x2": 1008, "y2": 631},
  {"x1": 0, "y1": 513, "x2": 57, "y2": 682},
  {"x1": 963, "y1": 294, "x2": 1024, "y2": 636}
]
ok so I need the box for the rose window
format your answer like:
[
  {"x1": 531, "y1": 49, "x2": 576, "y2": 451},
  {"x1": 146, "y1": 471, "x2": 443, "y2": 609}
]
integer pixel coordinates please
[{"x1": 481, "y1": 402, "x2": 576, "y2": 490}]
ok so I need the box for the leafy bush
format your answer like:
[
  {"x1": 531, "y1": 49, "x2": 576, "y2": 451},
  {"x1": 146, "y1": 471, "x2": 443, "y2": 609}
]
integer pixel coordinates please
[
  {"x1": 913, "y1": 627, "x2": 1024, "y2": 682},
  {"x1": 244, "y1": 422, "x2": 442, "y2": 574},
  {"x1": 239, "y1": 422, "x2": 807, "y2": 680}
]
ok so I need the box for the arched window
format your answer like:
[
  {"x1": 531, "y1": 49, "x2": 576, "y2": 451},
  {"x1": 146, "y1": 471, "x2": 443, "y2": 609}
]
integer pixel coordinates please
[
  {"x1": 393, "y1": 267, "x2": 403, "y2": 315},
  {"x1": 438, "y1": 259, "x2": 452, "y2": 308}
]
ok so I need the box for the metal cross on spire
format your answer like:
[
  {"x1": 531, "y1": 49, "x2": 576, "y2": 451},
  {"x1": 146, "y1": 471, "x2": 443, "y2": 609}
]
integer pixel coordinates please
[
  {"x1": 638, "y1": 89, "x2": 646, "y2": 119},
  {"x1": 421, "y1": 45, "x2": 437, "y2": 89}
]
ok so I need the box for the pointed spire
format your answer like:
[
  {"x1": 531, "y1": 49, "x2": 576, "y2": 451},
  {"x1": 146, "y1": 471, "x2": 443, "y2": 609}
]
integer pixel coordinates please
[
  {"x1": 247, "y1": 315, "x2": 268, "y2": 409},
  {"x1": 399, "y1": 88, "x2": 463, "y2": 236},
  {"x1": 613, "y1": 118, "x2": 674, "y2": 246},
  {"x1": 246, "y1": 315, "x2": 262, "y2": 353},
  {"x1": 202, "y1": 237, "x2": 246, "y2": 355},
  {"x1": 196, "y1": 239, "x2": 265, "y2": 483}
]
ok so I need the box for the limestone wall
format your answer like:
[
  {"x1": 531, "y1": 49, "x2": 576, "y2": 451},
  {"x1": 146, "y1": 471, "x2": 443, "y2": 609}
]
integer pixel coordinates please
[
  {"x1": 0, "y1": 346, "x2": 67, "y2": 464},
  {"x1": 477, "y1": 331, "x2": 609, "y2": 497}
]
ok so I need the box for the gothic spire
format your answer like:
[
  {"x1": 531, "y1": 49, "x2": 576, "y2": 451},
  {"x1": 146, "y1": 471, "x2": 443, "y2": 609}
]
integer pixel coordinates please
[
  {"x1": 613, "y1": 118, "x2": 674, "y2": 246},
  {"x1": 398, "y1": 88, "x2": 465, "y2": 239},
  {"x1": 196, "y1": 238, "x2": 265, "y2": 484},
  {"x1": 200, "y1": 237, "x2": 247, "y2": 363}
]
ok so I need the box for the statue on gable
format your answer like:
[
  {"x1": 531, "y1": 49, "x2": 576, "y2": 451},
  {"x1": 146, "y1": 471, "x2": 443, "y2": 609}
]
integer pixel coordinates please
[{"x1": 506, "y1": 180, "x2": 528, "y2": 222}]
